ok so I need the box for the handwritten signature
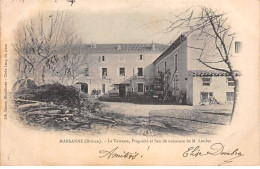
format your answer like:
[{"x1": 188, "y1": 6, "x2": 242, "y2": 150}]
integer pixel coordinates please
[
  {"x1": 183, "y1": 143, "x2": 244, "y2": 165},
  {"x1": 99, "y1": 147, "x2": 141, "y2": 160}
]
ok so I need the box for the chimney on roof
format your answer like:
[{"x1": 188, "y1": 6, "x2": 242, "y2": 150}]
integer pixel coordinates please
[
  {"x1": 91, "y1": 42, "x2": 96, "y2": 48},
  {"x1": 116, "y1": 45, "x2": 121, "y2": 50},
  {"x1": 152, "y1": 41, "x2": 155, "y2": 51}
]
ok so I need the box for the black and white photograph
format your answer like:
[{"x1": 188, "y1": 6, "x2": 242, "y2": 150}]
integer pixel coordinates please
[{"x1": 0, "y1": 0, "x2": 259, "y2": 166}]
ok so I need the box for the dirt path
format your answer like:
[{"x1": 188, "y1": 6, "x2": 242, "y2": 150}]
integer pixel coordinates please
[
  {"x1": 15, "y1": 99, "x2": 232, "y2": 135},
  {"x1": 102, "y1": 101, "x2": 232, "y2": 117},
  {"x1": 102, "y1": 102, "x2": 192, "y2": 117},
  {"x1": 101, "y1": 101, "x2": 232, "y2": 134}
]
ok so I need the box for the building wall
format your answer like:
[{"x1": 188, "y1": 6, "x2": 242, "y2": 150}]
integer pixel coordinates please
[
  {"x1": 186, "y1": 36, "x2": 240, "y2": 105},
  {"x1": 186, "y1": 72, "x2": 193, "y2": 105},
  {"x1": 192, "y1": 76, "x2": 235, "y2": 105},
  {"x1": 76, "y1": 52, "x2": 162, "y2": 95},
  {"x1": 154, "y1": 40, "x2": 188, "y2": 96},
  {"x1": 74, "y1": 35, "x2": 240, "y2": 103},
  {"x1": 187, "y1": 35, "x2": 241, "y2": 71}
]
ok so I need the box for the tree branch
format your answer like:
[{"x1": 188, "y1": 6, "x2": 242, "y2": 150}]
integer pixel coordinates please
[{"x1": 197, "y1": 59, "x2": 230, "y2": 74}]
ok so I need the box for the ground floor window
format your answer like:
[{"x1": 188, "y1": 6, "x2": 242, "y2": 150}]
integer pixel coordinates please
[
  {"x1": 102, "y1": 68, "x2": 107, "y2": 76},
  {"x1": 102, "y1": 83, "x2": 105, "y2": 93},
  {"x1": 200, "y1": 92, "x2": 213, "y2": 102},
  {"x1": 138, "y1": 83, "x2": 144, "y2": 92},
  {"x1": 173, "y1": 74, "x2": 179, "y2": 89},
  {"x1": 80, "y1": 83, "x2": 88, "y2": 93},
  {"x1": 226, "y1": 92, "x2": 234, "y2": 101},
  {"x1": 145, "y1": 85, "x2": 154, "y2": 92}
]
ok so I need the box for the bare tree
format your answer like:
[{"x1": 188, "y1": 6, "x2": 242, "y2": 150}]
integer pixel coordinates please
[
  {"x1": 51, "y1": 40, "x2": 88, "y2": 86},
  {"x1": 14, "y1": 11, "x2": 77, "y2": 85},
  {"x1": 164, "y1": 7, "x2": 239, "y2": 122}
]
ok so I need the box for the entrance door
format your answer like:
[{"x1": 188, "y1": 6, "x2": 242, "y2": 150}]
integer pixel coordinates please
[
  {"x1": 81, "y1": 83, "x2": 88, "y2": 94},
  {"x1": 119, "y1": 84, "x2": 126, "y2": 97}
]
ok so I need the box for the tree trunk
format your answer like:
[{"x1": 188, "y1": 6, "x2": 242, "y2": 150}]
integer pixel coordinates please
[
  {"x1": 33, "y1": 63, "x2": 45, "y2": 85},
  {"x1": 230, "y1": 79, "x2": 238, "y2": 123},
  {"x1": 42, "y1": 66, "x2": 46, "y2": 84}
]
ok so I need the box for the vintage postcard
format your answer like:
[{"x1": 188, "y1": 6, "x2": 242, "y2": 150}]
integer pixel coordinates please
[{"x1": 0, "y1": 0, "x2": 259, "y2": 166}]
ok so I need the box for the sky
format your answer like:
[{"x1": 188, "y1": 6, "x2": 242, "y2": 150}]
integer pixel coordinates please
[
  {"x1": 59, "y1": 0, "x2": 199, "y2": 45},
  {"x1": 1, "y1": 0, "x2": 251, "y2": 45},
  {"x1": 73, "y1": 10, "x2": 181, "y2": 45},
  {"x1": 62, "y1": 0, "x2": 247, "y2": 45},
  {"x1": 1, "y1": 0, "x2": 257, "y2": 85}
]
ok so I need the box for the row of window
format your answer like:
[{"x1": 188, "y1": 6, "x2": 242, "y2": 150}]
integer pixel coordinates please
[
  {"x1": 84, "y1": 68, "x2": 144, "y2": 77},
  {"x1": 102, "y1": 68, "x2": 144, "y2": 77},
  {"x1": 100, "y1": 55, "x2": 144, "y2": 62},
  {"x1": 202, "y1": 77, "x2": 234, "y2": 86},
  {"x1": 201, "y1": 92, "x2": 234, "y2": 102},
  {"x1": 134, "y1": 84, "x2": 158, "y2": 93},
  {"x1": 104, "y1": 83, "x2": 145, "y2": 93},
  {"x1": 99, "y1": 84, "x2": 235, "y2": 97}
]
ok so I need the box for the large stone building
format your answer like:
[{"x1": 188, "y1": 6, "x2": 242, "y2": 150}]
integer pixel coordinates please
[
  {"x1": 75, "y1": 43, "x2": 169, "y2": 97},
  {"x1": 75, "y1": 34, "x2": 240, "y2": 105}
]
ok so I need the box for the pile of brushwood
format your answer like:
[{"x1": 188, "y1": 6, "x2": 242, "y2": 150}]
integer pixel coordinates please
[
  {"x1": 13, "y1": 83, "x2": 167, "y2": 135},
  {"x1": 14, "y1": 82, "x2": 116, "y2": 131}
]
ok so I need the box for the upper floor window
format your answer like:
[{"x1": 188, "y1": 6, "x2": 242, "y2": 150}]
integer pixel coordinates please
[
  {"x1": 157, "y1": 66, "x2": 160, "y2": 75},
  {"x1": 84, "y1": 68, "x2": 89, "y2": 77},
  {"x1": 202, "y1": 77, "x2": 211, "y2": 86},
  {"x1": 227, "y1": 77, "x2": 235, "y2": 86},
  {"x1": 137, "y1": 68, "x2": 143, "y2": 76},
  {"x1": 119, "y1": 68, "x2": 125, "y2": 76},
  {"x1": 138, "y1": 55, "x2": 143, "y2": 61},
  {"x1": 175, "y1": 54, "x2": 178, "y2": 71},
  {"x1": 235, "y1": 41, "x2": 241, "y2": 53},
  {"x1": 165, "y1": 61, "x2": 167, "y2": 72},
  {"x1": 102, "y1": 68, "x2": 107, "y2": 76},
  {"x1": 101, "y1": 55, "x2": 106, "y2": 62}
]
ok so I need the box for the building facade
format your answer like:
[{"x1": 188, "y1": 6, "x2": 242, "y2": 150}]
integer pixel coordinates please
[
  {"x1": 187, "y1": 70, "x2": 239, "y2": 105},
  {"x1": 75, "y1": 34, "x2": 240, "y2": 105},
  {"x1": 75, "y1": 43, "x2": 168, "y2": 97},
  {"x1": 153, "y1": 34, "x2": 241, "y2": 105}
]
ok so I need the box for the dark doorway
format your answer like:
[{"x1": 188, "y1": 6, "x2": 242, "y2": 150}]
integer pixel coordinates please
[
  {"x1": 81, "y1": 83, "x2": 88, "y2": 94},
  {"x1": 119, "y1": 84, "x2": 126, "y2": 97}
]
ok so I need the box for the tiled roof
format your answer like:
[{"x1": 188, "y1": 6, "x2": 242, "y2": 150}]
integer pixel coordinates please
[
  {"x1": 188, "y1": 70, "x2": 241, "y2": 77},
  {"x1": 153, "y1": 34, "x2": 187, "y2": 64},
  {"x1": 81, "y1": 43, "x2": 169, "y2": 53}
]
